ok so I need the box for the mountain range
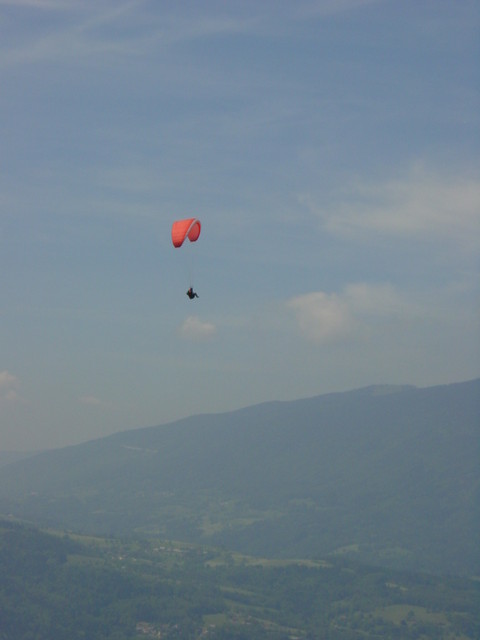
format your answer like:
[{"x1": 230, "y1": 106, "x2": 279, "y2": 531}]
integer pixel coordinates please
[{"x1": 0, "y1": 379, "x2": 478, "y2": 576}]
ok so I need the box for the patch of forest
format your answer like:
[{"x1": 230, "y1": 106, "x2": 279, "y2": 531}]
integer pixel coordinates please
[{"x1": 1, "y1": 518, "x2": 479, "y2": 639}]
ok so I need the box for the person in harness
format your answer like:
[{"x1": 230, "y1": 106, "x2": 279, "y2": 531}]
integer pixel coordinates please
[{"x1": 186, "y1": 287, "x2": 199, "y2": 299}]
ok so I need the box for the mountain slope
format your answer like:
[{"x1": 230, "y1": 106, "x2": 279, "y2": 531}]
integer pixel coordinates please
[{"x1": 0, "y1": 379, "x2": 478, "y2": 575}]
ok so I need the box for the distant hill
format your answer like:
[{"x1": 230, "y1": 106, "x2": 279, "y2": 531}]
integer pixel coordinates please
[
  {"x1": 0, "y1": 451, "x2": 38, "y2": 468},
  {"x1": 0, "y1": 379, "x2": 478, "y2": 575}
]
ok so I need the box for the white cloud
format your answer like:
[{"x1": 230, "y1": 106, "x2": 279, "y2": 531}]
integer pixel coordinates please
[
  {"x1": 287, "y1": 292, "x2": 353, "y2": 344},
  {"x1": 288, "y1": 283, "x2": 418, "y2": 345},
  {"x1": 0, "y1": 370, "x2": 21, "y2": 403},
  {"x1": 343, "y1": 282, "x2": 417, "y2": 317},
  {"x1": 178, "y1": 315, "x2": 216, "y2": 341},
  {"x1": 307, "y1": 167, "x2": 480, "y2": 252}
]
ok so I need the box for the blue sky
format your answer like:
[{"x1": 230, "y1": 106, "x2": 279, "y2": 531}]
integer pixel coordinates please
[{"x1": 1, "y1": 0, "x2": 479, "y2": 450}]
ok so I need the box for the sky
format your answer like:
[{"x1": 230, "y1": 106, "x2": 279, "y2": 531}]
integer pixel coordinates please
[{"x1": 1, "y1": 0, "x2": 479, "y2": 451}]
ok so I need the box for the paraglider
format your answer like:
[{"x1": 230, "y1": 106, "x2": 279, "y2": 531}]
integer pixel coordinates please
[
  {"x1": 171, "y1": 218, "x2": 201, "y2": 248},
  {"x1": 172, "y1": 218, "x2": 201, "y2": 299}
]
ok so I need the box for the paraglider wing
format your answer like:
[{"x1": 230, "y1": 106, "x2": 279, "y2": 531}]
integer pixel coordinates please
[{"x1": 171, "y1": 218, "x2": 201, "y2": 248}]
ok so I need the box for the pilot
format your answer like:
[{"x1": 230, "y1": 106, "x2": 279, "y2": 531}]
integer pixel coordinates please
[{"x1": 186, "y1": 287, "x2": 199, "y2": 299}]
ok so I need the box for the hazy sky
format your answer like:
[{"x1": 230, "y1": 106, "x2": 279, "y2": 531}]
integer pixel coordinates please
[{"x1": 1, "y1": 0, "x2": 479, "y2": 451}]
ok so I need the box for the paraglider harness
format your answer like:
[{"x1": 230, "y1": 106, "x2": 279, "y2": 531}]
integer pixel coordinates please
[{"x1": 186, "y1": 287, "x2": 199, "y2": 299}]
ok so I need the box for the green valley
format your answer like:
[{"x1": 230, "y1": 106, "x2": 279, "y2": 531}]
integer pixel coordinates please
[{"x1": 1, "y1": 519, "x2": 479, "y2": 639}]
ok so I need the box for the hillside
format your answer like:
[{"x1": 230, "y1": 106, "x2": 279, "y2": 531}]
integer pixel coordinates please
[
  {"x1": 0, "y1": 379, "x2": 478, "y2": 575},
  {"x1": 0, "y1": 451, "x2": 37, "y2": 468},
  {"x1": 1, "y1": 519, "x2": 479, "y2": 639}
]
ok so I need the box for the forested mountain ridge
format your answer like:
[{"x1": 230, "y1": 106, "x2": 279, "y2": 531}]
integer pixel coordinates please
[{"x1": 0, "y1": 379, "x2": 478, "y2": 575}]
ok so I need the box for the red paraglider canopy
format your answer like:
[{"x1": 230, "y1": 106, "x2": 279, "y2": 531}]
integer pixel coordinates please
[{"x1": 171, "y1": 218, "x2": 201, "y2": 248}]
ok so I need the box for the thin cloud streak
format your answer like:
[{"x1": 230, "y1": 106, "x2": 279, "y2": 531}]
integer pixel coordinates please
[
  {"x1": 308, "y1": 168, "x2": 480, "y2": 251},
  {"x1": 0, "y1": 0, "x2": 386, "y2": 70},
  {"x1": 0, "y1": 0, "x2": 73, "y2": 7}
]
